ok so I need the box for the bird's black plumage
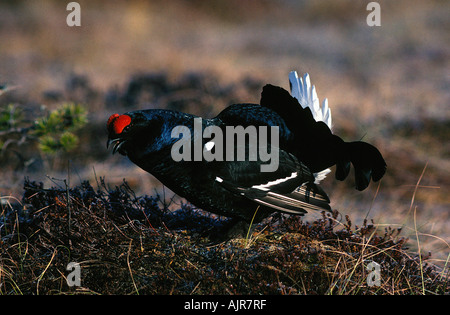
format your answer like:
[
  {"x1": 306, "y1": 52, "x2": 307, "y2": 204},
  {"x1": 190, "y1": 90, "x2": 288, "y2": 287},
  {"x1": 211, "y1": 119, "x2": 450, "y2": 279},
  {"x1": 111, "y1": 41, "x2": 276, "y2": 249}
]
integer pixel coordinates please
[
  {"x1": 107, "y1": 83, "x2": 386, "y2": 238},
  {"x1": 259, "y1": 85, "x2": 386, "y2": 190}
]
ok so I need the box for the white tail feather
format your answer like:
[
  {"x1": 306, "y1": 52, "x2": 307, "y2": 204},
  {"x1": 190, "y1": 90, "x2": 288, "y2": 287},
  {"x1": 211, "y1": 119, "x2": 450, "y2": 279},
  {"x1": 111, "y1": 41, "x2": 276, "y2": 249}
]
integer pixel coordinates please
[
  {"x1": 289, "y1": 71, "x2": 332, "y2": 129},
  {"x1": 289, "y1": 70, "x2": 332, "y2": 183}
]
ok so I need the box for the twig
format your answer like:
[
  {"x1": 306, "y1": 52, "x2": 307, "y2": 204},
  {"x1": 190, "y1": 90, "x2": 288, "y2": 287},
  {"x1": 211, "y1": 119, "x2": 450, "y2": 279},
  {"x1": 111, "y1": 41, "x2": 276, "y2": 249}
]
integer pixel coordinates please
[
  {"x1": 413, "y1": 205, "x2": 425, "y2": 295},
  {"x1": 407, "y1": 162, "x2": 428, "y2": 217},
  {"x1": 65, "y1": 161, "x2": 72, "y2": 249},
  {"x1": 364, "y1": 179, "x2": 381, "y2": 221},
  {"x1": 36, "y1": 247, "x2": 58, "y2": 295},
  {"x1": 245, "y1": 205, "x2": 260, "y2": 247},
  {"x1": 127, "y1": 239, "x2": 139, "y2": 295}
]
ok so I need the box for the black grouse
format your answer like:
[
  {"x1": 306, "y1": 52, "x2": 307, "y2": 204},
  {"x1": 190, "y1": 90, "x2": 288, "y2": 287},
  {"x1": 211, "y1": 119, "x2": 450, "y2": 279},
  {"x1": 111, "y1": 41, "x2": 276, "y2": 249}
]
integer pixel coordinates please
[{"x1": 107, "y1": 71, "x2": 386, "y2": 238}]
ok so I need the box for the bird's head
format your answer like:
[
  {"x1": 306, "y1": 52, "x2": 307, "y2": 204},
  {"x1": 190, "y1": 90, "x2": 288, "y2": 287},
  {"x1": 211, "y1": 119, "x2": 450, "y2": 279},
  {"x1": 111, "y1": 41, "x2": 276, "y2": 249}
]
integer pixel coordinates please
[
  {"x1": 106, "y1": 110, "x2": 165, "y2": 157},
  {"x1": 107, "y1": 113, "x2": 132, "y2": 155}
]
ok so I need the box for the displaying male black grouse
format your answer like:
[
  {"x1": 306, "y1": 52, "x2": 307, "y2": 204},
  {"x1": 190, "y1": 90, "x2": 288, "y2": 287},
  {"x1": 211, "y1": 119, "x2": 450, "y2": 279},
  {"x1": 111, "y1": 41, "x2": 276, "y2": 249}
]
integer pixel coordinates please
[{"x1": 107, "y1": 71, "x2": 386, "y2": 238}]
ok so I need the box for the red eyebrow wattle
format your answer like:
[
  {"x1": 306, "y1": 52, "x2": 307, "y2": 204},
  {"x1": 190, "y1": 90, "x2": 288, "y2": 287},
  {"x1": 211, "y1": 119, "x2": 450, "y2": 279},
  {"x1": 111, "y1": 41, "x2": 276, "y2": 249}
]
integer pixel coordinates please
[
  {"x1": 107, "y1": 113, "x2": 120, "y2": 128},
  {"x1": 108, "y1": 114, "x2": 131, "y2": 134}
]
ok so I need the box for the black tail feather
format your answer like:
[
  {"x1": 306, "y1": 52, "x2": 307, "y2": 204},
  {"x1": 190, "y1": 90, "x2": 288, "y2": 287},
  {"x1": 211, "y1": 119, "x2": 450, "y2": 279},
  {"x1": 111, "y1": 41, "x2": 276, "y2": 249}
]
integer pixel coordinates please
[
  {"x1": 335, "y1": 161, "x2": 351, "y2": 181},
  {"x1": 344, "y1": 141, "x2": 387, "y2": 191},
  {"x1": 260, "y1": 84, "x2": 387, "y2": 191}
]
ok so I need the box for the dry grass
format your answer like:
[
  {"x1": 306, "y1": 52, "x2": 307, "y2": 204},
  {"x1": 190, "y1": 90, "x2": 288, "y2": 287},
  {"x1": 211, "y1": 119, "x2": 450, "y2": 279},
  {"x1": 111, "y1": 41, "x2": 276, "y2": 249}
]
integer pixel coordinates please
[{"x1": 0, "y1": 179, "x2": 447, "y2": 295}]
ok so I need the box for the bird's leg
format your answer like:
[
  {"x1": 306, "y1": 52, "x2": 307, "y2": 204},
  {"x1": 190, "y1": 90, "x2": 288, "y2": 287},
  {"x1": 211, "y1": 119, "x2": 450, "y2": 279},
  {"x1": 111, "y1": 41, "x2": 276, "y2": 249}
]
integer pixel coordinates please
[{"x1": 202, "y1": 217, "x2": 253, "y2": 244}]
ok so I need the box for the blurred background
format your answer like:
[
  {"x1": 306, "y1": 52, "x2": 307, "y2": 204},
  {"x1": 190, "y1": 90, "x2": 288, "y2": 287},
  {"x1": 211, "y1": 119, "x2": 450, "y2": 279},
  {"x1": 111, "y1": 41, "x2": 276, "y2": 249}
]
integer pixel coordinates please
[{"x1": 0, "y1": 0, "x2": 448, "y2": 265}]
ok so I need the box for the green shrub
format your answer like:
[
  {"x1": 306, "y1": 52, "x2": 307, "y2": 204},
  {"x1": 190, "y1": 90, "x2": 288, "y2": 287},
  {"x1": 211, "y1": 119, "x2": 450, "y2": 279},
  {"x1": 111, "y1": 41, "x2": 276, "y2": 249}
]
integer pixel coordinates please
[
  {"x1": 33, "y1": 103, "x2": 87, "y2": 155},
  {"x1": 0, "y1": 102, "x2": 87, "y2": 156}
]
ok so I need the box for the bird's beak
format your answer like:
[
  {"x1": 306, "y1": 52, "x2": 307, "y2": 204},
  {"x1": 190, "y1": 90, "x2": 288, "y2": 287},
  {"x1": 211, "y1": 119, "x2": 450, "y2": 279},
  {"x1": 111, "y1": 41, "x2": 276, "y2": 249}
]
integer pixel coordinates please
[
  {"x1": 107, "y1": 138, "x2": 126, "y2": 155},
  {"x1": 106, "y1": 138, "x2": 114, "y2": 149}
]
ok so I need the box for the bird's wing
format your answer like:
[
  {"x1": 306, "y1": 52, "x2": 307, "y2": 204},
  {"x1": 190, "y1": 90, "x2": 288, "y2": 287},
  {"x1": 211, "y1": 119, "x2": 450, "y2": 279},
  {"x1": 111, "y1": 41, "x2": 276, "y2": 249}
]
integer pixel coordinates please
[{"x1": 214, "y1": 148, "x2": 331, "y2": 215}]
